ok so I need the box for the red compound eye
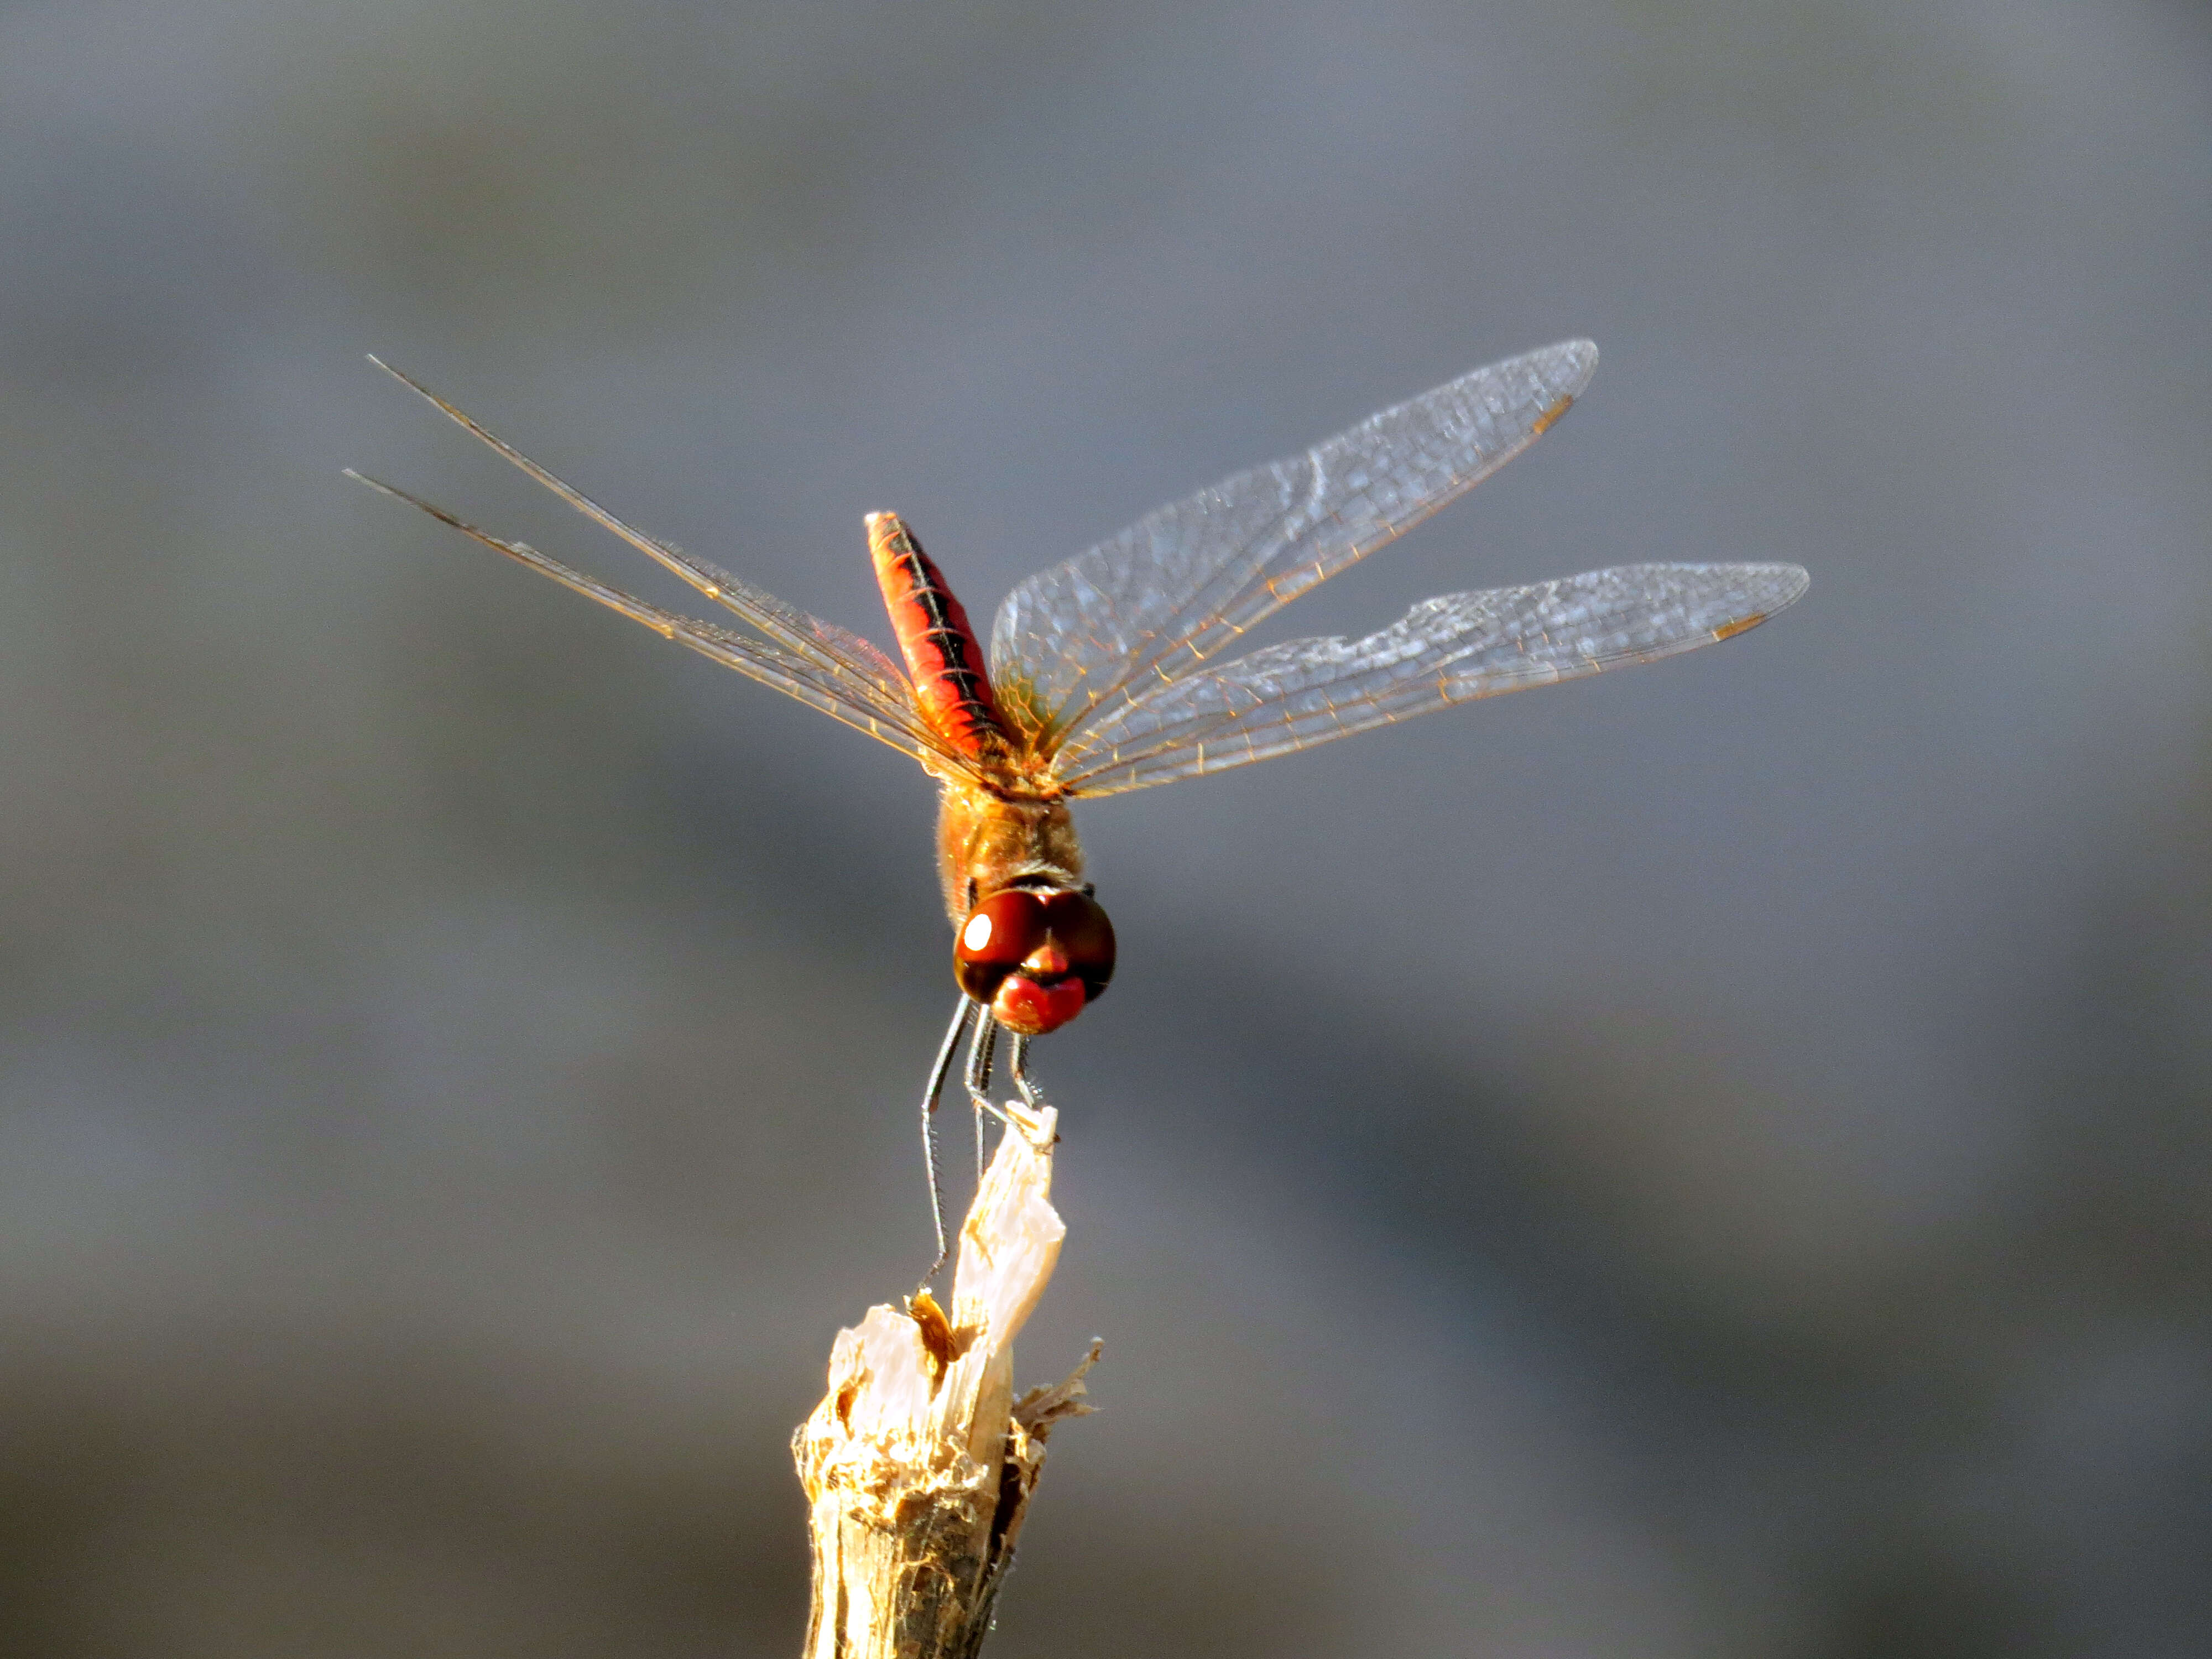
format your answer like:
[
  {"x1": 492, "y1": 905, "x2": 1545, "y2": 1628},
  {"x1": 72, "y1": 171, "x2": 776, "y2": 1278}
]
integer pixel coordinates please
[
  {"x1": 954, "y1": 889, "x2": 1048, "y2": 1003},
  {"x1": 1039, "y1": 889, "x2": 1116, "y2": 1002},
  {"x1": 952, "y1": 887, "x2": 1117, "y2": 1008}
]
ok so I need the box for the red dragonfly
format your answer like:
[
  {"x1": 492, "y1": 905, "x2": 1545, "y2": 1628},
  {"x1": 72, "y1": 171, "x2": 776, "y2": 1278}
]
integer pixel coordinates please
[{"x1": 351, "y1": 341, "x2": 1806, "y2": 1268}]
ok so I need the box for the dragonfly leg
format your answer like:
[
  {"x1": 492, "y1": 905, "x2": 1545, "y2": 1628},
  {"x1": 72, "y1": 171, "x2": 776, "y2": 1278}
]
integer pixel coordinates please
[
  {"x1": 973, "y1": 1079, "x2": 988, "y2": 1189},
  {"x1": 964, "y1": 1010, "x2": 1001, "y2": 1185},
  {"x1": 918, "y1": 997, "x2": 974, "y2": 1287},
  {"x1": 1006, "y1": 1032, "x2": 1049, "y2": 1112}
]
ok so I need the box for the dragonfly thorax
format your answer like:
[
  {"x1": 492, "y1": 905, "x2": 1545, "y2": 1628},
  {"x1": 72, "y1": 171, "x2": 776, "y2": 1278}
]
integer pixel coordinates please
[{"x1": 935, "y1": 784, "x2": 1083, "y2": 925}]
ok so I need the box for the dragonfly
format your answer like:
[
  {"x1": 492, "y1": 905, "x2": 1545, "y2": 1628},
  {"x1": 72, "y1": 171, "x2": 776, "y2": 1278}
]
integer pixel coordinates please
[{"x1": 350, "y1": 340, "x2": 1807, "y2": 1274}]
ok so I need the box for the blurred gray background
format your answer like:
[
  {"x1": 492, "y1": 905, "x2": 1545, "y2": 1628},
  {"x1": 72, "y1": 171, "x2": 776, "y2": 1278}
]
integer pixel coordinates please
[{"x1": 1, "y1": 1, "x2": 2208, "y2": 1655}]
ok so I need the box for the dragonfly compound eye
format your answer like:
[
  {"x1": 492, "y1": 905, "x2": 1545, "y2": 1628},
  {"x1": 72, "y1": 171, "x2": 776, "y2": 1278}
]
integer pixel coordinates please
[
  {"x1": 1040, "y1": 889, "x2": 1116, "y2": 1002},
  {"x1": 955, "y1": 889, "x2": 1049, "y2": 1002},
  {"x1": 952, "y1": 887, "x2": 1116, "y2": 1021}
]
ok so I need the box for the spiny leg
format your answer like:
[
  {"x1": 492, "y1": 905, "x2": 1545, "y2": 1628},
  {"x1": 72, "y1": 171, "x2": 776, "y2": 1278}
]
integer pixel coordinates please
[
  {"x1": 974, "y1": 1082, "x2": 988, "y2": 1190},
  {"x1": 1006, "y1": 1032, "x2": 1048, "y2": 1111},
  {"x1": 964, "y1": 1010, "x2": 1000, "y2": 1187},
  {"x1": 918, "y1": 997, "x2": 974, "y2": 1287}
]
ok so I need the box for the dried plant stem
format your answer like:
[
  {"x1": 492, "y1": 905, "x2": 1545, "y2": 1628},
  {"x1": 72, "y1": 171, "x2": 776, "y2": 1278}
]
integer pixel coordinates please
[{"x1": 794, "y1": 1102, "x2": 1098, "y2": 1659}]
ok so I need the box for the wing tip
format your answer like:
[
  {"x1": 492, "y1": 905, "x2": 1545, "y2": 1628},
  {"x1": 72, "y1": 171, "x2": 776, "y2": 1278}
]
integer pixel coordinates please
[
  {"x1": 1547, "y1": 336, "x2": 1600, "y2": 384},
  {"x1": 1521, "y1": 338, "x2": 1600, "y2": 425},
  {"x1": 1763, "y1": 561, "x2": 1813, "y2": 608},
  {"x1": 1714, "y1": 563, "x2": 1811, "y2": 640},
  {"x1": 364, "y1": 353, "x2": 445, "y2": 409},
  {"x1": 343, "y1": 466, "x2": 404, "y2": 502}
]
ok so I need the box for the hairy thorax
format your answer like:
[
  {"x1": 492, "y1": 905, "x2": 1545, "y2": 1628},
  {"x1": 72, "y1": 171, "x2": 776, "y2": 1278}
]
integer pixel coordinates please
[{"x1": 935, "y1": 783, "x2": 1085, "y2": 926}]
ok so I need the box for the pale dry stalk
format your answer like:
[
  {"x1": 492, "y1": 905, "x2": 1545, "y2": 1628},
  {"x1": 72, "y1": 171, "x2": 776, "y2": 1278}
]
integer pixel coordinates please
[{"x1": 793, "y1": 1102, "x2": 1098, "y2": 1659}]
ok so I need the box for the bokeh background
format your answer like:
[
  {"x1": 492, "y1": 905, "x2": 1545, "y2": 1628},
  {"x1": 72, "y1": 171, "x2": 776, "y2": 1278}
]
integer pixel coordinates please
[{"x1": 2, "y1": 1, "x2": 2208, "y2": 1654}]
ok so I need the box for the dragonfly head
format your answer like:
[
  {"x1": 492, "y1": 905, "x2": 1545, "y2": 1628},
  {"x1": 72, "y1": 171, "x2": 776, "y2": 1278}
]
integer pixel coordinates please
[{"x1": 954, "y1": 884, "x2": 1115, "y2": 1036}]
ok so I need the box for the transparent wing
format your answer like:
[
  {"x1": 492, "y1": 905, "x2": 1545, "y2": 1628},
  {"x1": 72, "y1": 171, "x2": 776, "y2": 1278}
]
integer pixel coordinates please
[
  {"x1": 989, "y1": 341, "x2": 1598, "y2": 745},
  {"x1": 365, "y1": 359, "x2": 936, "y2": 750},
  {"x1": 347, "y1": 472, "x2": 971, "y2": 771},
  {"x1": 1050, "y1": 562, "x2": 1809, "y2": 796}
]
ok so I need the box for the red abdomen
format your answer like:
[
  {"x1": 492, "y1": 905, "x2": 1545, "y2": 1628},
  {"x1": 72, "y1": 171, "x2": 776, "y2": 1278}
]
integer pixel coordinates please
[{"x1": 868, "y1": 512, "x2": 1007, "y2": 760}]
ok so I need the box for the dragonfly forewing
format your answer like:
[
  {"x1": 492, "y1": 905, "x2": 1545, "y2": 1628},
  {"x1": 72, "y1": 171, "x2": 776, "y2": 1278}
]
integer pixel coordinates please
[
  {"x1": 347, "y1": 471, "x2": 967, "y2": 769},
  {"x1": 1050, "y1": 561, "x2": 1809, "y2": 795},
  {"x1": 989, "y1": 341, "x2": 1599, "y2": 749},
  {"x1": 364, "y1": 359, "x2": 932, "y2": 740}
]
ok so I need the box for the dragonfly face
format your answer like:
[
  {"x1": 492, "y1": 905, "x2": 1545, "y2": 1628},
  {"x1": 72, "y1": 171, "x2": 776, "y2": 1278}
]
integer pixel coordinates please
[{"x1": 954, "y1": 885, "x2": 1116, "y2": 1036}]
